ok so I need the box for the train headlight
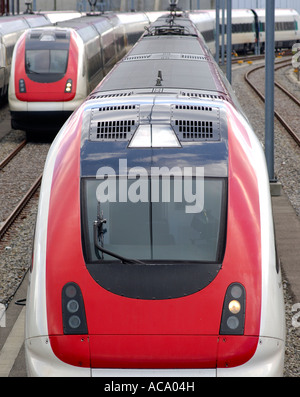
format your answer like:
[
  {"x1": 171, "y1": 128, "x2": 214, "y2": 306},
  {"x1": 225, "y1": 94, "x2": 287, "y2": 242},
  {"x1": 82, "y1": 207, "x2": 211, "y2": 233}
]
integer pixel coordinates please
[
  {"x1": 228, "y1": 300, "x2": 241, "y2": 314},
  {"x1": 227, "y1": 316, "x2": 239, "y2": 330},
  {"x1": 19, "y1": 79, "x2": 26, "y2": 93},
  {"x1": 67, "y1": 299, "x2": 79, "y2": 313},
  {"x1": 62, "y1": 282, "x2": 88, "y2": 334},
  {"x1": 65, "y1": 79, "x2": 73, "y2": 93},
  {"x1": 69, "y1": 315, "x2": 81, "y2": 329},
  {"x1": 65, "y1": 284, "x2": 77, "y2": 298},
  {"x1": 220, "y1": 283, "x2": 245, "y2": 335}
]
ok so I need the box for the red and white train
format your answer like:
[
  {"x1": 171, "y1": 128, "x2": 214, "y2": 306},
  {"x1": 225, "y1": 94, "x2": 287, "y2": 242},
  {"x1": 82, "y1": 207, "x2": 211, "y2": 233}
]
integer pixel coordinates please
[
  {"x1": 8, "y1": 8, "x2": 300, "y2": 136},
  {"x1": 25, "y1": 11, "x2": 285, "y2": 376},
  {"x1": 8, "y1": 12, "x2": 151, "y2": 133},
  {"x1": 0, "y1": 11, "x2": 84, "y2": 103},
  {"x1": 0, "y1": 13, "x2": 51, "y2": 102}
]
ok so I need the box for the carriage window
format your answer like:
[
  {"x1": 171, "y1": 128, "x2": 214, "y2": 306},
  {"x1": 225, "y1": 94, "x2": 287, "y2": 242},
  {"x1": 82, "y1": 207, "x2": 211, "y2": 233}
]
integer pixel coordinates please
[{"x1": 81, "y1": 176, "x2": 227, "y2": 264}]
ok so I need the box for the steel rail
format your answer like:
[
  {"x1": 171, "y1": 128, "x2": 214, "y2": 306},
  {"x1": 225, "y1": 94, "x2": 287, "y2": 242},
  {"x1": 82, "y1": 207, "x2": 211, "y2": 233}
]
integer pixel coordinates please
[
  {"x1": 0, "y1": 139, "x2": 27, "y2": 170},
  {"x1": 0, "y1": 174, "x2": 42, "y2": 241},
  {"x1": 244, "y1": 59, "x2": 300, "y2": 147}
]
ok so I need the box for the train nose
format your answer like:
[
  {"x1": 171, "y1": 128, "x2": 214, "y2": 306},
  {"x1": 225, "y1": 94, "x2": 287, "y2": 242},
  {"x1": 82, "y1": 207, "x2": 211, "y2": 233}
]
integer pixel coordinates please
[{"x1": 88, "y1": 335, "x2": 219, "y2": 368}]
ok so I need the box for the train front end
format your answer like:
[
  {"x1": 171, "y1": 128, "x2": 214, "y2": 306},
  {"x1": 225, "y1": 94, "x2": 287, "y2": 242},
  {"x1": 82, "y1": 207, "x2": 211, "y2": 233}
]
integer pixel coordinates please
[
  {"x1": 25, "y1": 11, "x2": 285, "y2": 377},
  {"x1": 9, "y1": 27, "x2": 84, "y2": 133},
  {"x1": 25, "y1": 92, "x2": 285, "y2": 376}
]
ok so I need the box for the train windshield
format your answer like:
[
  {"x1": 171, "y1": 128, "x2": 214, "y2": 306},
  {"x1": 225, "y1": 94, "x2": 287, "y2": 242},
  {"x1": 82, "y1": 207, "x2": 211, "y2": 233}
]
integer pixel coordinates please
[
  {"x1": 81, "y1": 176, "x2": 227, "y2": 264},
  {"x1": 25, "y1": 49, "x2": 68, "y2": 76}
]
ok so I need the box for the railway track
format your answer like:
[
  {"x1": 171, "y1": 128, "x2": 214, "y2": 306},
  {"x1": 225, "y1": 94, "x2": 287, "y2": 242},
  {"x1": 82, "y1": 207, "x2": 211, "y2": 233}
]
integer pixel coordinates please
[
  {"x1": 0, "y1": 175, "x2": 42, "y2": 241},
  {"x1": 0, "y1": 124, "x2": 50, "y2": 307},
  {"x1": 244, "y1": 57, "x2": 300, "y2": 147},
  {"x1": 0, "y1": 139, "x2": 27, "y2": 170},
  {"x1": 0, "y1": 137, "x2": 43, "y2": 241}
]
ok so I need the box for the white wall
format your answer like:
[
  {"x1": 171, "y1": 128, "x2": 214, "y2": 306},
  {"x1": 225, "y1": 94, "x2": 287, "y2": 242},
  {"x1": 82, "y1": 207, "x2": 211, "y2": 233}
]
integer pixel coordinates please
[
  {"x1": 13, "y1": 0, "x2": 300, "y2": 13},
  {"x1": 17, "y1": 0, "x2": 215, "y2": 13},
  {"x1": 231, "y1": 0, "x2": 300, "y2": 14}
]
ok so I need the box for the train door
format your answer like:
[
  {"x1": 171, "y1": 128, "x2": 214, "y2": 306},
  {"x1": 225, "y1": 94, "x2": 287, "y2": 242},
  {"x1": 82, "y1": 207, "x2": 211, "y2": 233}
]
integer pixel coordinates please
[{"x1": 250, "y1": 9, "x2": 260, "y2": 55}]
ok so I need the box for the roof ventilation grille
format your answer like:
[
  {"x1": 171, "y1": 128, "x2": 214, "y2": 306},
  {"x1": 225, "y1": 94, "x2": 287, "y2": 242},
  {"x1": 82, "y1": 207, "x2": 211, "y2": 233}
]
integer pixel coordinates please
[
  {"x1": 175, "y1": 104, "x2": 212, "y2": 112},
  {"x1": 181, "y1": 91, "x2": 229, "y2": 102},
  {"x1": 55, "y1": 32, "x2": 67, "y2": 39},
  {"x1": 99, "y1": 104, "x2": 136, "y2": 112},
  {"x1": 30, "y1": 32, "x2": 42, "y2": 40},
  {"x1": 180, "y1": 54, "x2": 207, "y2": 61},
  {"x1": 89, "y1": 105, "x2": 139, "y2": 142},
  {"x1": 96, "y1": 120, "x2": 135, "y2": 140},
  {"x1": 175, "y1": 120, "x2": 214, "y2": 140},
  {"x1": 171, "y1": 104, "x2": 220, "y2": 141},
  {"x1": 88, "y1": 91, "x2": 133, "y2": 100}
]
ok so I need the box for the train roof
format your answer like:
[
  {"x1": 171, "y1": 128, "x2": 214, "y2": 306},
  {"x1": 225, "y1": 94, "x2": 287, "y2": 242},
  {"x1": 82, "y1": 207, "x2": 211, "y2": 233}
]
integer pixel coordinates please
[
  {"x1": 56, "y1": 13, "x2": 120, "y2": 29},
  {"x1": 96, "y1": 40, "x2": 221, "y2": 93},
  {"x1": 93, "y1": 15, "x2": 226, "y2": 95},
  {"x1": 38, "y1": 10, "x2": 83, "y2": 24},
  {"x1": 79, "y1": 16, "x2": 230, "y2": 178},
  {"x1": 205, "y1": 8, "x2": 254, "y2": 18},
  {"x1": 0, "y1": 14, "x2": 49, "y2": 35},
  {"x1": 19, "y1": 14, "x2": 51, "y2": 28},
  {"x1": 254, "y1": 8, "x2": 299, "y2": 18},
  {"x1": 54, "y1": 13, "x2": 125, "y2": 42},
  {"x1": 80, "y1": 94, "x2": 228, "y2": 178},
  {"x1": 24, "y1": 27, "x2": 71, "y2": 49},
  {"x1": 0, "y1": 16, "x2": 29, "y2": 35}
]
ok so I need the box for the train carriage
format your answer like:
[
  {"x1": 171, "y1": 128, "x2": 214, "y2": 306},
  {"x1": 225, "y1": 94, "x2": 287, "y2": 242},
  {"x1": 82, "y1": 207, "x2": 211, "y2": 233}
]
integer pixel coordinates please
[
  {"x1": 255, "y1": 8, "x2": 300, "y2": 50},
  {"x1": 201, "y1": 9, "x2": 256, "y2": 54},
  {"x1": 191, "y1": 8, "x2": 300, "y2": 55}
]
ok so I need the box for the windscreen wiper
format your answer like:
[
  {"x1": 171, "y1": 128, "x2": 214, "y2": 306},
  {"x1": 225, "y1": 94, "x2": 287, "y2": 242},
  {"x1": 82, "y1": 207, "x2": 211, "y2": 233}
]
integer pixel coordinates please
[
  {"x1": 93, "y1": 203, "x2": 145, "y2": 265},
  {"x1": 27, "y1": 68, "x2": 43, "y2": 75}
]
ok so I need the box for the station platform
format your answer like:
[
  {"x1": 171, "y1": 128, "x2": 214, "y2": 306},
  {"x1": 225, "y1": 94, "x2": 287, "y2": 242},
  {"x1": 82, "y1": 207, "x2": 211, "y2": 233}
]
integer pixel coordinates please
[{"x1": 272, "y1": 189, "x2": 300, "y2": 303}]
